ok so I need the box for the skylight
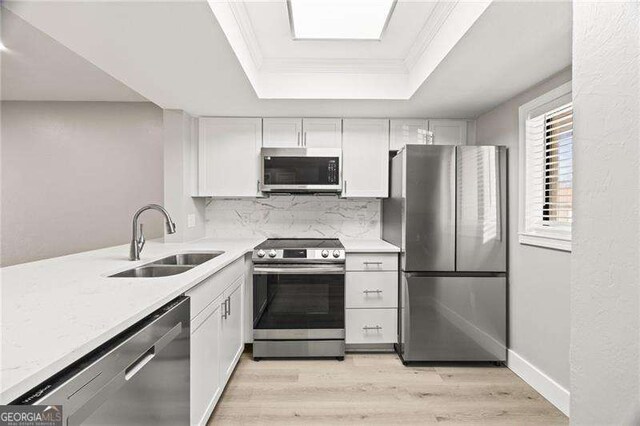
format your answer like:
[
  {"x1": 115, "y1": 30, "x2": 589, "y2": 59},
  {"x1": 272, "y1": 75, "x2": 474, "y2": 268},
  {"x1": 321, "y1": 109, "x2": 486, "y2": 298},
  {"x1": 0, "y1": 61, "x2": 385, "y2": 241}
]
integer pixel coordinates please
[{"x1": 288, "y1": 0, "x2": 396, "y2": 41}]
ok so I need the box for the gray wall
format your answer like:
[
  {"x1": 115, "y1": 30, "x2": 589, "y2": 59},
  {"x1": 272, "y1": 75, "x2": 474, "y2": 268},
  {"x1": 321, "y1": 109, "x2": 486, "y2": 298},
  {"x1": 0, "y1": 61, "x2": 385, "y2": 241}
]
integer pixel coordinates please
[
  {"x1": 475, "y1": 68, "x2": 572, "y2": 391},
  {"x1": 1, "y1": 101, "x2": 163, "y2": 266},
  {"x1": 571, "y1": 2, "x2": 639, "y2": 424}
]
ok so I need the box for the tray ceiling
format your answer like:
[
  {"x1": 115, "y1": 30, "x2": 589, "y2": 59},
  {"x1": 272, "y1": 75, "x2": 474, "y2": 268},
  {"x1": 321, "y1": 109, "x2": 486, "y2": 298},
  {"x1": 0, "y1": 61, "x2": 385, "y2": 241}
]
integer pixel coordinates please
[
  {"x1": 209, "y1": 0, "x2": 492, "y2": 99},
  {"x1": 2, "y1": 1, "x2": 571, "y2": 117}
]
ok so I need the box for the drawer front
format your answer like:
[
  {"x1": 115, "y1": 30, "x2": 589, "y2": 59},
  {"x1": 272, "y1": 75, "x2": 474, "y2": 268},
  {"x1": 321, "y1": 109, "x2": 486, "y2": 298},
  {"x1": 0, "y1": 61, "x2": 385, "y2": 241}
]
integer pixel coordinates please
[
  {"x1": 346, "y1": 253, "x2": 398, "y2": 271},
  {"x1": 346, "y1": 308, "x2": 397, "y2": 344},
  {"x1": 346, "y1": 271, "x2": 398, "y2": 308},
  {"x1": 186, "y1": 257, "x2": 244, "y2": 320}
]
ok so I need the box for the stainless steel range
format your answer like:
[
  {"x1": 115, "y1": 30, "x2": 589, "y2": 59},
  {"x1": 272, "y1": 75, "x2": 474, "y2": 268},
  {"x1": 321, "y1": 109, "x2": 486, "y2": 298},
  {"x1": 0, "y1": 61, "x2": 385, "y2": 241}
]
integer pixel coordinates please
[{"x1": 252, "y1": 238, "x2": 345, "y2": 360}]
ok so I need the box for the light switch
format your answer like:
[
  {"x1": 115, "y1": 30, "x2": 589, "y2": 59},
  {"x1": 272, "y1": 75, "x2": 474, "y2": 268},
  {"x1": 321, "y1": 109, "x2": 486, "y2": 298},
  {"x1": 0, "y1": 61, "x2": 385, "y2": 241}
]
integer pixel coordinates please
[{"x1": 187, "y1": 214, "x2": 196, "y2": 228}]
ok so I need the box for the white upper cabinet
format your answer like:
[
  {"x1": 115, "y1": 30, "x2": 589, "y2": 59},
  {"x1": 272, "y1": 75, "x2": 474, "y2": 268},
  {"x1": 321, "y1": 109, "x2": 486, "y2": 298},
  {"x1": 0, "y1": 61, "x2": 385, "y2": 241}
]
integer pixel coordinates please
[
  {"x1": 302, "y1": 118, "x2": 342, "y2": 148},
  {"x1": 389, "y1": 119, "x2": 430, "y2": 151},
  {"x1": 429, "y1": 119, "x2": 468, "y2": 145},
  {"x1": 263, "y1": 118, "x2": 302, "y2": 148},
  {"x1": 198, "y1": 117, "x2": 262, "y2": 197},
  {"x1": 264, "y1": 118, "x2": 341, "y2": 148},
  {"x1": 342, "y1": 119, "x2": 389, "y2": 198}
]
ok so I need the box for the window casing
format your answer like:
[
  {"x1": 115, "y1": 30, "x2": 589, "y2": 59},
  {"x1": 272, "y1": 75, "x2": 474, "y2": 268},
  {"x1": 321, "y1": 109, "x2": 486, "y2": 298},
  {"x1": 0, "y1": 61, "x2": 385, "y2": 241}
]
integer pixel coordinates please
[{"x1": 519, "y1": 82, "x2": 573, "y2": 251}]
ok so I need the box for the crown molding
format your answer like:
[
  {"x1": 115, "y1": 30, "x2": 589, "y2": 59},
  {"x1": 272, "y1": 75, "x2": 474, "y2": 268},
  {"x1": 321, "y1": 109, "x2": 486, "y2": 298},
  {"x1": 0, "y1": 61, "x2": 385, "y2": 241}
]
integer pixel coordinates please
[
  {"x1": 228, "y1": 0, "x2": 263, "y2": 70},
  {"x1": 230, "y1": 0, "x2": 459, "y2": 76},
  {"x1": 403, "y1": 1, "x2": 458, "y2": 71},
  {"x1": 261, "y1": 57, "x2": 408, "y2": 74}
]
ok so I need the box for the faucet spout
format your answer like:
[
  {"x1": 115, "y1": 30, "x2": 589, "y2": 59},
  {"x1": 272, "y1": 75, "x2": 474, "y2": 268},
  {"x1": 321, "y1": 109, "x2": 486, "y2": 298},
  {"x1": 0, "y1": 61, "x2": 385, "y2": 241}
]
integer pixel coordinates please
[{"x1": 129, "y1": 204, "x2": 177, "y2": 261}]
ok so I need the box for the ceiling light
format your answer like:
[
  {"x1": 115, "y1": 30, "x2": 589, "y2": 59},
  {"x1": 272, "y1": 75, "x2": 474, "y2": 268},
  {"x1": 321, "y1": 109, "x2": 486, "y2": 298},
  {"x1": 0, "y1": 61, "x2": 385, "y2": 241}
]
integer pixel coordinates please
[
  {"x1": 0, "y1": 41, "x2": 7, "y2": 52},
  {"x1": 288, "y1": 0, "x2": 396, "y2": 41}
]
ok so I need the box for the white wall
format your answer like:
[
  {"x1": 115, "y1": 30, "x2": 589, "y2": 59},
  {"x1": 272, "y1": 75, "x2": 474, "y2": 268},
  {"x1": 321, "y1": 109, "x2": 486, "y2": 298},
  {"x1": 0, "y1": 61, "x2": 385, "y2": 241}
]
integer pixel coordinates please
[
  {"x1": 475, "y1": 68, "x2": 572, "y2": 412},
  {"x1": 163, "y1": 110, "x2": 206, "y2": 243},
  {"x1": 571, "y1": 2, "x2": 640, "y2": 424},
  {"x1": 205, "y1": 196, "x2": 381, "y2": 240},
  {"x1": 0, "y1": 101, "x2": 163, "y2": 266}
]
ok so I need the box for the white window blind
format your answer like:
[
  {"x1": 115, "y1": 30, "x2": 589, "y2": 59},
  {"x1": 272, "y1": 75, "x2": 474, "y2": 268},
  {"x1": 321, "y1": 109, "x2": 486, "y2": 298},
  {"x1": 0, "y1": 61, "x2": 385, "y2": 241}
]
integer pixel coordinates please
[{"x1": 523, "y1": 101, "x2": 573, "y2": 248}]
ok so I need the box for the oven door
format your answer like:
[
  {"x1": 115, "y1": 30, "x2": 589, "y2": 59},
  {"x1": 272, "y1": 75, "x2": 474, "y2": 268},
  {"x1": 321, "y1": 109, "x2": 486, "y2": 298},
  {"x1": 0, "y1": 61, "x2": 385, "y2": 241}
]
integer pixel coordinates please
[
  {"x1": 253, "y1": 264, "x2": 345, "y2": 339},
  {"x1": 260, "y1": 148, "x2": 342, "y2": 193}
]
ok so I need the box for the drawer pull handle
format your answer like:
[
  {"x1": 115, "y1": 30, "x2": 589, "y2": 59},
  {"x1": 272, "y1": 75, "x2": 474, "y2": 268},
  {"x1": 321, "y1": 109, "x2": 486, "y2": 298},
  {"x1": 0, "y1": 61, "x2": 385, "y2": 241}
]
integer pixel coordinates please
[
  {"x1": 363, "y1": 261, "x2": 383, "y2": 265},
  {"x1": 363, "y1": 289, "x2": 383, "y2": 294},
  {"x1": 363, "y1": 325, "x2": 382, "y2": 332}
]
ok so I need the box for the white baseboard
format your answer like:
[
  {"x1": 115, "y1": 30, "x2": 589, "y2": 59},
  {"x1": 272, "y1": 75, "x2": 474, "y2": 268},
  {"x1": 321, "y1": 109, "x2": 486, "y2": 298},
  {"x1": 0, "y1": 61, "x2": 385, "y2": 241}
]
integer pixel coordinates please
[{"x1": 507, "y1": 349, "x2": 570, "y2": 417}]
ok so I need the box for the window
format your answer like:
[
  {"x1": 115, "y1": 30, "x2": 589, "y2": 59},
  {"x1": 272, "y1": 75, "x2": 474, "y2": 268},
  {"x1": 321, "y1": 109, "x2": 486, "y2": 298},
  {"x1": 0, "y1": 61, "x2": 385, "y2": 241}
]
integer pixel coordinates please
[
  {"x1": 519, "y1": 81, "x2": 573, "y2": 251},
  {"x1": 287, "y1": 0, "x2": 396, "y2": 40}
]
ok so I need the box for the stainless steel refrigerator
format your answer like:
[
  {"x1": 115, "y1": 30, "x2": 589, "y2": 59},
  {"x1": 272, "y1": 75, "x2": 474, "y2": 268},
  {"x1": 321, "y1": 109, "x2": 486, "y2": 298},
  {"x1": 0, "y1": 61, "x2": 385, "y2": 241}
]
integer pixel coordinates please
[{"x1": 383, "y1": 145, "x2": 507, "y2": 362}]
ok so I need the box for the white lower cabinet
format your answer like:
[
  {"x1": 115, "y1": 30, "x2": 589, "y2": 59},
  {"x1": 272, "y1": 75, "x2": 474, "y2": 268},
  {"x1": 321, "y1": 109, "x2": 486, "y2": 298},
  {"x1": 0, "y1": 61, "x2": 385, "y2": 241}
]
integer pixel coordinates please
[
  {"x1": 187, "y1": 264, "x2": 245, "y2": 426},
  {"x1": 345, "y1": 251, "x2": 399, "y2": 346},
  {"x1": 220, "y1": 276, "x2": 244, "y2": 383},
  {"x1": 346, "y1": 308, "x2": 397, "y2": 344},
  {"x1": 190, "y1": 296, "x2": 223, "y2": 426}
]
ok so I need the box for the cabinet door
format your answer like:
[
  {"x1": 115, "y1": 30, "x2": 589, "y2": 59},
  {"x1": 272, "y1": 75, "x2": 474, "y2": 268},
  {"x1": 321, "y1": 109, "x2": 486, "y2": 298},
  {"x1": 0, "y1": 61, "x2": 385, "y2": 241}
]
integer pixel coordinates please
[
  {"x1": 220, "y1": 276, "x2": 244, "y2": 383},
  {"x1": 342, "y1": 119, "x2": 389, "y2": 198},
  {"x1": 389, "y1": 119, "x2": 429, "y2": 151},
  {"x1": 302, "y1": 118, "x2": 342, "y2": 148},
  {"x1": 199, "y1": 118, "x2": 262, "y2": 197},
  {"x1": 263, "y1": 118, "x2": 302, "y2": 148},
  {"x1": 428, "y1": 119, "x2": 468, "y2": 145},
  {"x1": 191, "y1": 298, "x2": 222, "y2": 426}
]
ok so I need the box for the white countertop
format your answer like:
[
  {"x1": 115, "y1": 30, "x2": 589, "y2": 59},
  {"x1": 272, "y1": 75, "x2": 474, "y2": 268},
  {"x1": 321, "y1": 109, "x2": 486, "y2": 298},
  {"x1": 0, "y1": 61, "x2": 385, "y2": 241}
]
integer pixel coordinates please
[
  {"x1": 0, "y1": 236, "x2": 398, "y2": 403},
  {"x1": 0, "y1": 237, "x2": 262, "y2": 404},
  {"x1": 340, "y1": 238, "x2": 400, "y2": 253}
]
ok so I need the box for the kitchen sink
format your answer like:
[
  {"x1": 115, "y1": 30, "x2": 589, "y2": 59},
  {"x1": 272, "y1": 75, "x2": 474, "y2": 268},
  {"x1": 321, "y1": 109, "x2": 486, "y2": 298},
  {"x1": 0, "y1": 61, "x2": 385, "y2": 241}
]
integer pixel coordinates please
[
  {"x1": 151, "y1": 252, "x2": 224, "y2": 266},
  {"x1": 109, "y1": 265, "x2": 194, "y2": 278},
  {"x1": 108, "y1": 251, "x2": 225, "y2": 278}
]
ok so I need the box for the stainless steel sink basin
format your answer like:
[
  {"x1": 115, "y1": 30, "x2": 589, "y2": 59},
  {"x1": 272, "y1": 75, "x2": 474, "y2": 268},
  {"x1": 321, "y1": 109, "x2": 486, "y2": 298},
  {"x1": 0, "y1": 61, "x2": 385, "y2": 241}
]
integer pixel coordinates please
[
  {"x1": 151, "y1": 252, "x2": 224, "y2": 267},
  {"x1": 108, "y1": 251, "x2": 225, "y2": 278},
  {"x1": 110, "y1": 265, "x2": 194, "y2": 278}
]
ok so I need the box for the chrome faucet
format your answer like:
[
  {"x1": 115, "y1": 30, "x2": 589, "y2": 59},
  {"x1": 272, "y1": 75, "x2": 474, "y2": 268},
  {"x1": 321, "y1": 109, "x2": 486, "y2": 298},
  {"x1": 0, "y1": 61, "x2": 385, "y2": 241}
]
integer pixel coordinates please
[{"x1": 130, "y1": 204, "x2": 177, "y2": 260}]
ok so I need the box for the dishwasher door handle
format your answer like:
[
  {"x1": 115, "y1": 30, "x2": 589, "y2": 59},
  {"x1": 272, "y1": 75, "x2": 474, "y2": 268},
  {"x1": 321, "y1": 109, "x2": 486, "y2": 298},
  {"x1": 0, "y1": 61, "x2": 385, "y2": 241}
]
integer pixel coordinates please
[{"x1": 125, "y1": 347, "x2": 155, "y2": 381}]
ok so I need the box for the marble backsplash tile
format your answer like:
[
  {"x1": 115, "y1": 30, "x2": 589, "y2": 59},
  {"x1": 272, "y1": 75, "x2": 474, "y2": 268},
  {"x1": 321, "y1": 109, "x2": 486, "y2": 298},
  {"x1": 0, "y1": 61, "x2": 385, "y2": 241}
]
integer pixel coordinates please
[{"x1": 205, "y1": 196, "x2": 381, "y2": 239}]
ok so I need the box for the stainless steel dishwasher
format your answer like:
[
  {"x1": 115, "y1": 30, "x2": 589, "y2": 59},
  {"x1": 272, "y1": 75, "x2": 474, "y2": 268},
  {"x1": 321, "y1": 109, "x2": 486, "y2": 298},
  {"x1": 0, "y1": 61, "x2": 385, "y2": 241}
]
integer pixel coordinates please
[{"x1": 13, "y1": 296, "x2": 190, "y2": 425}]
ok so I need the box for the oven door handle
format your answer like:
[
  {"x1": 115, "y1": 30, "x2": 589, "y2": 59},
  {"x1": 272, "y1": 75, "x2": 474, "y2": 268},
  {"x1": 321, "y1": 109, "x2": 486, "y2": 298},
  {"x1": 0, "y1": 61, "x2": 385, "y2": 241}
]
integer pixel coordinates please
[{"x1": 253, "y1": 266, "x2": 345, "y2": 275}]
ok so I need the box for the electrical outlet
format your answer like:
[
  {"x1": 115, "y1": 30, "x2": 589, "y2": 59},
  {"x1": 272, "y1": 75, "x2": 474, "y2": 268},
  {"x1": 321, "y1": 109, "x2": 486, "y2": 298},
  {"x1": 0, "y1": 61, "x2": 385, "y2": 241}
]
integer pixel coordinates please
[{"x1": 187, "y1": 214, "x2": 196, "y2": 228}]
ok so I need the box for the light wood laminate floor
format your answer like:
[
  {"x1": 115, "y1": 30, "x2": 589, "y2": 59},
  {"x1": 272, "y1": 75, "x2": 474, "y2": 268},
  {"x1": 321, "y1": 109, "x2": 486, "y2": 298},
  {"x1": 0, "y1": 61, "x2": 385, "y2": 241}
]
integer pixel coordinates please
[{"x1": 209, "y1": 353, "x2": 568, "y2": 425}]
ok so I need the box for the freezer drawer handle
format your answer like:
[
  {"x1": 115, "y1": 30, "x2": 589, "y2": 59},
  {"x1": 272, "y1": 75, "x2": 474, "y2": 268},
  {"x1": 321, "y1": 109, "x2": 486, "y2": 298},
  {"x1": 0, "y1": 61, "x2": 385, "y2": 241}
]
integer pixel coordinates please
[
  {"x1": 363, "y1": 261, "x2": 383, "y2": 265},
  {"x1": 362, "y1": 325, "x2": 382, "y2": 332},
  {"x1": 363, "y1": 289, "x2": 383, "y2": 295},
  {"x1": 125, "y1": 347, "x2": 155, "y2": 381}
]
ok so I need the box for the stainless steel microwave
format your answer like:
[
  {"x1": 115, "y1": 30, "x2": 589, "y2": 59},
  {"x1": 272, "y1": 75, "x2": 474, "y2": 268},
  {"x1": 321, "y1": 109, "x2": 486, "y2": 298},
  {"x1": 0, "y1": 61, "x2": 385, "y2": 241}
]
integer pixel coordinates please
[{"x1": 260, "y1": 148, "x2": 342, "y2": 193}]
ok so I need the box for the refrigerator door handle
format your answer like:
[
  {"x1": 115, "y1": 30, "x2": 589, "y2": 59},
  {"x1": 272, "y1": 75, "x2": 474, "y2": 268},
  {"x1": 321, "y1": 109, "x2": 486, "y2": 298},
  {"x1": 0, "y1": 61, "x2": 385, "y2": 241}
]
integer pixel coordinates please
[{"x1": 495, "y1": 147, "x2": 502, "y2": 241}]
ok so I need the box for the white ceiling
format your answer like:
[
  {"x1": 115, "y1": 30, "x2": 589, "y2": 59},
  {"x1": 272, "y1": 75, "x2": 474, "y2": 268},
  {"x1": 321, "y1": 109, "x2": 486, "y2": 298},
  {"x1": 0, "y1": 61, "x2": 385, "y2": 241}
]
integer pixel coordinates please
[
  {"x1": 211, "y1": 0, "x2": 492, "y2": 98},
  {"x1": 2, "y1": 1, "x2": 571, "y2": 118},
  {"x1": 0, "y1": 8, "x2": 146, "y2": 102}
]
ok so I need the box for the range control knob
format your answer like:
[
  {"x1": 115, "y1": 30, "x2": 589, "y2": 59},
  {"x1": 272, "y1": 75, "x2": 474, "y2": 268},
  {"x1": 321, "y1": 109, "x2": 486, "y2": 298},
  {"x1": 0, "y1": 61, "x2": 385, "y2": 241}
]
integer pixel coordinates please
[
  {"x1": 321, "y1": 250, "x2": 329, "y2": 258},
  {"x1": 333, "y1": 250, "x2": 341, "y2": 258},
  {"x1": 268, "y1": 249, "x2": 277, "y2": 258},
  {"x1": 257, "y1": 250, "x2": 265, "y2": 258}
]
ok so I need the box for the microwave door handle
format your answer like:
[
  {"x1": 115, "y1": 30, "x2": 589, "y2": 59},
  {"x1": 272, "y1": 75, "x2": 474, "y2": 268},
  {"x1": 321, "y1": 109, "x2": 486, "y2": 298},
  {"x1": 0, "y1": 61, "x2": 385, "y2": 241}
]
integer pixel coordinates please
[{"x1": 297, "y1": 132, "x2": 301, "y2": 146}]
